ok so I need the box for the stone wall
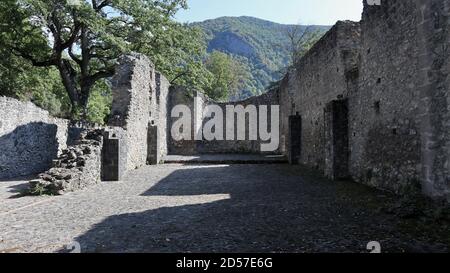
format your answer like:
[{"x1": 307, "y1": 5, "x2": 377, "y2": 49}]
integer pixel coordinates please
[
  {"x1": 4, "y1": 0, "x2": 447, "y2": 201},
  {"x1": 349, "y1": 0, "x2": 424, "y2": 194},
  {"x1": 278, "y1": 0, "x2": 449, "y2": 201},
  {"x1": 147, "y1": 72, "x2": 170, "y2": 164},
  {"x1": 29, "y1": 130, "x2": 104, "y2": 195},
  {"x1": 414, "y1": 0, "x2": 450, "y2": 200},
  {"x1": 0, "y1": 97, "x2": 69, "y2": 179},
  {"x1": 108, "y1": 54, "x2": 155, "y2": 171},
  {"x1": 279, "y1": 21, "x2": 360, "y2": 173},
  {"x1": 168, "y1": 87, "x2": 280, "y2": 155},
  {"x1": 108, "y1": 53, "x2": 170, "y2": 171},
  {"x1": 352, "y1": 0, "x2": 449, "y2": 198}
]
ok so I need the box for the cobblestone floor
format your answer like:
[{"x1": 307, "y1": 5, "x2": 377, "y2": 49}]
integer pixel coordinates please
[
  {"x1": 163, "y1": 154, "x2": 287, "y2": 164},
  {"x1": 0, "y1": 164, "x2": 449, "y2": 253}
]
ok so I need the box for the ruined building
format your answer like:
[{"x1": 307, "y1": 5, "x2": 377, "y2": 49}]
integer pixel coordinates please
[
  {"x1": 279, "y1": 0, "x2": 449, "y2": 200},
  {"x1": 0, "y1": 0, "x2": 448, "y2": 202}
]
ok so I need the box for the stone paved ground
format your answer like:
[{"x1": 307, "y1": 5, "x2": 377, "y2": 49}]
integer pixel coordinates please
[
  {"x1": 163, "y1": 154, "x2": 287, "y2": 164},
  {"x1": 0, "y1": 164, "x2": 449, "y2": 253}
]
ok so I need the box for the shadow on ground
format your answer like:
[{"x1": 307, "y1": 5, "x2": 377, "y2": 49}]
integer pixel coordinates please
[
  {"x1": 0, "y1": 175, "x2": 36, "y2": 199},
  {"x1": 71, "y1": 165, "x2": 450, "y2": 253}
]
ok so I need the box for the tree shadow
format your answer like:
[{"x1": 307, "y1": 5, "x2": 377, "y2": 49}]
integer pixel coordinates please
[
  {"x1": 0, "y1": 122, "x2": 59, "y2": 180},
  {"x1": 69, "y1": 164, "x2": 449, "y2": 253}
]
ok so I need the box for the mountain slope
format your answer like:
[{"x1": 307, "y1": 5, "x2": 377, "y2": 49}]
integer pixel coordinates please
[{"x1": 193, "y1": 16, "x2": 330, "y2": 99}]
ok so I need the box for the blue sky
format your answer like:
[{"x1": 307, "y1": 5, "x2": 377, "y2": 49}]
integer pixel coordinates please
[{"x1": 176, "y1": 0, "x2": 364, "y2": 25}]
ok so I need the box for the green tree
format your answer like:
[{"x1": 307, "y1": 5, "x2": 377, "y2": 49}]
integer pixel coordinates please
[
  {"x1": 86, "y1": 79, "x2": 112, "y2": 124},
  {"x1": 136, "y1": 23, "x2": 213, "y2": 92},
  {"x1": 0, "y1": 44, "x2": 72, "y2": 117},
  {"x1": 204, "y1": 51, "x2": 250, "y2": 101},
  {"x1": 0, "y1": 0, "x2": 202, "y2": 118}
]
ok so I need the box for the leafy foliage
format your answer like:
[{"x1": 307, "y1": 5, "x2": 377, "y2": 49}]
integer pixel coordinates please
[
  {"x1": 0, "y1": 0, "x2": 213, "y2": 121},
  {"x1": 0, "y1": 51, "x2": 72, "y2": 117},
  {"x1": 204, "y1": 51, "x2": 250, "y2": 101},
  {"x1": 0, "y1": 2, "x2": 329, "y2": 121},
  {"x1": 85, "y1": 79, "x2": 112, "y2": 124}
]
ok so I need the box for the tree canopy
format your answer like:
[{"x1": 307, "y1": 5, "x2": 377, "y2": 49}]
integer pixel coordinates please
[
  {"x1": 204, "y1": 51, "x2": 250, "y2": 102},
  {"x1": 0, "y1": 1, "x2": 325, "y2": 123},
  {"x1": 0, "y1": 0, "x2": 211, "y2": 121}
]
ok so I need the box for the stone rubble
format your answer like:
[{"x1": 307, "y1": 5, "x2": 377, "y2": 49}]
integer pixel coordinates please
[{"x1": 28, "y1": 130, "x2": 104, "y2": 195}]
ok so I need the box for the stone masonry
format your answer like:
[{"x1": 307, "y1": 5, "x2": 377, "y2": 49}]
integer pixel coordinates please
[
  {"x1": 108, "y1": 53, "x2": 155, "y2": 171},
  {"x1": 28, "y1": 130, "x2": 103, "y2": 195},
  {"x1": 0, "y1": 0, "x2": 447, "y2": 203},
  {"x1": 108, "y1": 53, "x2": 171, "y2": 171},
  {"x1": 168, "y1": 86, "x2": 280, "y2": 155},
  {"x1": 278, "y1": 0, "x2": 449, "y2": 201},
  {"x1": 0, "y1": 97, "x2": 68, "y2": 179}
]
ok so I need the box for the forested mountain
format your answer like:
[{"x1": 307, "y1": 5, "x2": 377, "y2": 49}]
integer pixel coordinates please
[{"x1": 194, "y1": 16, "x2": 330, "y2": 99}]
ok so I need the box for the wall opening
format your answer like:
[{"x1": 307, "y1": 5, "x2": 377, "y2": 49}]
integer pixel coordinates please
[
  {"x1": 325, "y1": 100, "x2": 349, "y2": 180},
  {"x1": 102, "y1": 131, "x2": 121, "y2": 181},
  {"x1": 147, "y1": 123, "x2": 159, "y2": 165},
  {"x1": 288, "y1": 114, "x2": 302, "y2": 165},
  {"x1": 374, "y1": 100, "x2": 381, "y2": 114}
]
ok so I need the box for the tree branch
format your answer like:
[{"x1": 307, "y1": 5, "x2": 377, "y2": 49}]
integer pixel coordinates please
[
  {"x1": 170, "y1": 71, "x2": 188, "y2": 84},
  {"x1": 68, "y1": 44, "x2": 82, "y2": 66},
  {"x1": 86, "y1": 68, "x2": 115, "y2": 87},
  {"x1": 11, "y1": 47, "x2": 57, "y2": 67},
  {"x1": 95, "y1": 0, "x2": 111, "y2": 11},
  {"x1": 60, "y1": 11, "x2": 81, "y2": 50}
]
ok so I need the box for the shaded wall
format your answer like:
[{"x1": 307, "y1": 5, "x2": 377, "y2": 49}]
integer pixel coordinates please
[
  {"x1": 279, "y1": 21, "x2": 360, "y2": 172},
  {"x1": 168, "y1": 87, "x2": 280, "y2": 155},
  {"x1": 148, "y1": 72, "x2": 170, "y2": 164},
  {"x1": 351, "y1": 0, "x2": 424, "y2": 194},
  {"x1": 278, "y1": 0, "x2": 449, "y2": 200},
  {"x1": 414, "y1": 0, "x2": 450, "y2": 199},
  {"x1": 0, "y1": 97, "x2": 69, "y2": 179},
  {"x1": 353, "y1": 0, "x2": 449, "y2": 198}
]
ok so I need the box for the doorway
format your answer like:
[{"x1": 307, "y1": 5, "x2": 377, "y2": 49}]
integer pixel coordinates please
[
  {"x1": 288, "y1": 114, "x2": 302, "y2": 165},
  {"x1": 324, "y1": 100, "x2": 349, "y2": 180}
]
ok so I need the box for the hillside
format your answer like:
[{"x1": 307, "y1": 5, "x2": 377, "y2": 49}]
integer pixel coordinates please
[{"x1": 193, "y1": 16, "x2": 330, "y2": 99}]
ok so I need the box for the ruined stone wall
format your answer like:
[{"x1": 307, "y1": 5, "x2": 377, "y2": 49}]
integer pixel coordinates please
[
  {"x1": 278, "y1": 0, "x2": 449, "y2": 200},
  {"x1": 0, "y1": 97, "x2": 69, "y2": 179},
  {"x1": 349, "y1": 0, "x2": 424, "y2": 194},
  {"x1": 109, "y1": 54, "x2": 155, "y2": 171},
  {"x1": 148, "y1": 72, "x2": 170, "y2": 164},
  {"x1": 108, "y1": 53, "x2": 170, "y2": 170},
  {"x1": 156, "y1": 72, "x2": 170, "y2": 158},
  {"x1": 167, "y1": 87, "x2": 200, "y2": 155},
  {"x1": 414, "y1": 0, "x2": 449, "y2": 200},
  {"x1": 279, "y1": 21, "x2": 361, "y2": 172},
  {"x1": 29, "y1": 129, "x2": 104, "y2": 195},
  {"x1": 168, "y1": 87, "x2": 280, "y2": 155},
  {"x1": 212, "y1": 88, "x2": 280, "y2": 154},
  {"x1": 352, "y1": 0, "x2": 449, "y2": 198}
]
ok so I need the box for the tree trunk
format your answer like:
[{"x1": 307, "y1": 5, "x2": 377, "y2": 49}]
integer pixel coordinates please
[
  {"x1": 78, "y1": 25, "x2": 91, "y2": 120},
  {"x1": 79, "y1": 83, "x2": 93, "y2": 120},
  {"x1": 57, "y1": 59, "x2": 80, "y2": 117},
  {"x1": 57, "y1": 59, "x2": 94, "y2": 120}
]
